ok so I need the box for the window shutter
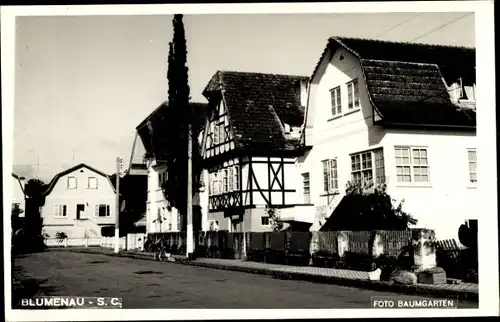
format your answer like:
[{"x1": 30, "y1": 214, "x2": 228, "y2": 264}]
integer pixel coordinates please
[
  {"x1": 95, "y1": 205, "x2": 99, "y2": 217},
  {"x1": 54, "y1": 205, "x2": 58, "y2": 216}
]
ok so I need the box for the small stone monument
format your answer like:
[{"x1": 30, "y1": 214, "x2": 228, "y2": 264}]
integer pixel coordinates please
[{"x1": 412, "y1": 229, "x2": 437, "y2": 271}]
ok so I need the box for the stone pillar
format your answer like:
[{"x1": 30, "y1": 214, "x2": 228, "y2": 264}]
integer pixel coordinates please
[
  {"x1": 412, "y1": 229, "x2": 437, "y2": 272},
  {"x1": 371, "y1": 231, "x2": 384, "y2": 258},
  {"x1": 309, "y1": 231, "x2": 319, "y2": 265},
  {"x1": 337, "y1": 231, "x2": 349, "y2": 257}
]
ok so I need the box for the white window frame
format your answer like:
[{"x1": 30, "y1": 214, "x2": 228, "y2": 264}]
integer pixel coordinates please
[
  {"x1": 322, "y1": 159, "x2": 338, "y2": 194},
  {"x1": 67, "y1": 176, "x2": 77, "y2": 189},
  {"x1": 228, "y1": 167, "x2": 234, "y2": 192},
  {"x1": 394, "y1": 146, "x2": 431, "y2": 184},
  {"x1": 223, "y1": 169, "x2": 228, "y2": 193},
  {"x1": 213, "y1": 121, "x2": 219, "y2": 145},
  {"x1": 350, "y1": 148, "x2": 385, "y2": 186},
  {"x1": 96, "y1": 204, "x2": 111, "y2": 217},
  {"x1": 233, "y1": 165, "x2": 240, "y2": 191},
  {"x1": 467, "y1": 149, "x2": 477, "y2": 186},
  {"x1": 54, "y1": 205, "x2": 67, "y2": 217},
  {"x1": 347, "y1": 79, "x2": 360, "y2": 110},
  {"x1": 330, "y1": 86, "x2": 341, "y2": 116},
  {"x1": 302, "y1": 172, "x2": 311, "y2": 204},
  {"x1": 88, "y1": 177, "x2": 98, "y2": 189}
]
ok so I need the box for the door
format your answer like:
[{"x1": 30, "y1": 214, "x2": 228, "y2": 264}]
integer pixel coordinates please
[{"x1": 76, "y1": 204, "x2": 85, "y2": 220}]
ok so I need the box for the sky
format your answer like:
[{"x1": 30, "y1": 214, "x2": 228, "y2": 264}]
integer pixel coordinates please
[{"x1": 13, "y1": 12, "x2": 475, "y2": 182}]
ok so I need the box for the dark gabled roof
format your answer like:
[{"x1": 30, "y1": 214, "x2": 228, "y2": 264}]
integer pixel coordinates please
[
  {"x1": 203, "y1": 71, "x2": 309, "y2": 152},
  {"x1": 310, "y1": 37, "x2": 476, "y2": 128},
  {"x1": 43, "y1": 163, "x2": 117, "y2": 196},
  {"x1": 136, "y1": 101, "x2": 208, "y2": 160}
]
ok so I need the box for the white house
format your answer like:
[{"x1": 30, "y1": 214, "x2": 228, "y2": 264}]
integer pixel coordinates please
[
  {"x1": 41, "y1": 163, "x2": 117, "y2": 239},
  {"x1": 135, "y1": 102, "x2": 209, "y2": 234},
  {"x1": 297, "y1": 37, "x2": 477, "y2": 241},
  {"x1": 12, "y1": 173, "x2": 26, "y2": 217}
]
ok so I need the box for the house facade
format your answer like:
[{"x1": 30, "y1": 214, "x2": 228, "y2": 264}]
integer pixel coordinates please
[
  {"x1": 298, "y1": 37, "x2": 477, "y2": 240},
  {"x1": 136, "y1": 102, "x2": 209, "y2": 234},
  {"x1": 41, "y1": 163, "x2": 117, "y2": 238},
  {"x1": 201, "y1": 71, "x2": 310, "y2": 232},
  {"x1": 12, "y1": 173, "x2": 26, "y2": 217}
]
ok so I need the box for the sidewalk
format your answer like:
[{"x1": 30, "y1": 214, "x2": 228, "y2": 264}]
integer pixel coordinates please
[{"x1": 58, "y1": 247, "x2": 479, "y2": 302}]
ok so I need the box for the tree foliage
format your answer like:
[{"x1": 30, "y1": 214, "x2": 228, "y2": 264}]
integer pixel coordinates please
[
  {"x1": 265, "y1": 206, "x2": 284, "y2": 232},
  {"x1": 159, "y1": 14, "x2": 202, "y2": 220},
  {"x1": 321, "y1": 180, "x2": 417, "y2": 231}
]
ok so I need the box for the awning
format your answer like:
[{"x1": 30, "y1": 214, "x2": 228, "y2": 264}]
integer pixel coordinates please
[{"x1": 134, "y1": 216, "x2": 147, "y2": 227}]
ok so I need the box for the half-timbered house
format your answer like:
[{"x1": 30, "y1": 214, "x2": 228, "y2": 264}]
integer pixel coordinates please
[{"x1": 201, "y1": 71, "x2": 310, "y2": 232}]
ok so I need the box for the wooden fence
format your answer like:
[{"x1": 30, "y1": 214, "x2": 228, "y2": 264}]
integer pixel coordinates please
[
  {"x1": 44, "y1": 237, "x2": 101, "y2": 248},
  {"x1": 145, "y1": 230, "x2": 414, "y2": 269}
]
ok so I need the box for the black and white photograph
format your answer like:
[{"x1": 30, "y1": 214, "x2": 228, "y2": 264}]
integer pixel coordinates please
[{"x1": 2, "y1": 1, "x2": 497, "y2": 320}]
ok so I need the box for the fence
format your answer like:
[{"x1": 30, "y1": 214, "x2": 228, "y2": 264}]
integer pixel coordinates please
[
  {"x1": 101, "y1": 236, "x2": 127, "y2": 250},
  {"x1": 144, "y1": 230, "x2": 414, "y2": 270},
  {"x1": 127, "y1": 233, "x2": 146, "y2": 251},
  {"x1": 44, "y1": 237, "x2": 101, "y2": 248}
]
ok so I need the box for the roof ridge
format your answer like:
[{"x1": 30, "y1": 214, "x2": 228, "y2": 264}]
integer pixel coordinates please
[
  {"x1": 330, "y1": 36, "x2": 475, "y2": 50},
  {"x1": 217, "y1": 70, "x2": 308, "y2": 79}
]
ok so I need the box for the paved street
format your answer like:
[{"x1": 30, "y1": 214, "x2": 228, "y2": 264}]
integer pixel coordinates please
[{"x1": 13, "y1": 251, "x2": 478, "y2": 309}]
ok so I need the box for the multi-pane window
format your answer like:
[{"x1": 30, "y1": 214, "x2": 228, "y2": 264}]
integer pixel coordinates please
[
  {"x1": 395, "y1": 147, "x2": 430, "y2": 183},
  {"x1": 330, "y1": 86, "x2": 341, "y2": 116},
  {"x1": 347, "y1": 79, "x2": 360, "y2": 110},
  {"x1": 233, "y1": 165, "x2": 240, "y2": 191},
  {"x1": 67, "y1": 177, "x2": 77, "y2": 189},
  {"x1": 261, "y1": 216, "x2": 270, "y2": 226},
  {"x1": 351, "y1": 148, "x2": 385, "y2": 185},
  {"x1": 209, "y1": 165, "x2": 240, "y2": 196},
  {"x1": 322, "y1": 159, "x2": 338, "y2": 193},
  {"x1": 468, "y1": 149, "x2": 477, "y2": 184},
  {"x1": 228, "y1": 167, "x2": 234, "y2": 192},
  {"x1": 219, "y1": 123, "x2": 226, "y2": 143},
  {"x1": 96, "y1": 204, "x2": 111, "y2": 217},
  {"x1": 302, "y1": 172, "x2": 311, "y2": 204},
  {"x1": 223, "y1": 169, "x2": 228, "y2": 193},
  {"x1": 88, "y1": 177, "x2": 98, "y2": 189},
  {"x1": 54, "y1": 205, "x2": 67, "y2": 217},
  {"x1": 213, "y1": 122, "x2": 219, "y2": 145}
]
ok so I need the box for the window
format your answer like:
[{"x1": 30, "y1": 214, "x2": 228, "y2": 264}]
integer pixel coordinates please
[
  {"x1": 223, "y1": 169, "x2": 228, "y2": 193},
  {"x1": 302, "y1": 173, "x2": 310, "y2": 204},
  {"x1": 219, "y1": 123, "x2": 225, "y2": 143},
  {"x1": 67, "y1": 177, "x2": 77, "y2": 189},
  {"x1": 395, "y1": 147, "x2": 430, "y2": 183},
  {"x1": 228, "y1": 167, "x2": 234, "y2": 192},
  {"x1": 347, "y1": 79, "x2": 360, "y2": 110},
  {"x1": 351, "y1": 149, "x2": 385, "y2": 185},
  {"x1": 88, "y1": 177, "x2": 98, "y2": 189},
  {"x1": 468, "y1": 149, "x2": 477, "y2": 184},
  {"x1": 96, "y1": 204, "x2": 111, "y2": 217},
  {"x1": 213, "y1": 122, "x2": 219, "y2": 145},
  {"x1": 330, "y1": 86, "x2": 341, "y2": 116},
  {"x1": 322, "y1": 159, "x2": 338, "y2": 193},
  {"x1": 261, "y1": 216, "x2": 270, "y2": 226},
  {"x1": 54, "y1": 205, "x2": 67, "y2": 217},
  {"x1": 233, "y1": 165, "x2": 240, "y2": 191}
]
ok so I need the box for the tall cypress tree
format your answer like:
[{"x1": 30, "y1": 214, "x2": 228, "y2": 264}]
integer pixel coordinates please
[{"x1": 162, "y1": 14, "x2": 200, "y2": 231}]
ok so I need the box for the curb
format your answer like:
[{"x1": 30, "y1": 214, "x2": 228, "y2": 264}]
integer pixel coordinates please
[{"x1": 59, "y1": 248, "x2": 479, "y2": 303}]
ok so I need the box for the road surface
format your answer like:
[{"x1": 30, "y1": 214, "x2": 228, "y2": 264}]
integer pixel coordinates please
[{"x1": 13, "y1": 251, "x2": 478, "y2": 309}]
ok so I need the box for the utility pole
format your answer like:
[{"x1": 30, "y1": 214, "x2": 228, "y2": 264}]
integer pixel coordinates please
[
  {"x1": 114, "y1": 157, "x2": 122, "y2": 254},
  {"x1": 186, "y1": 114, "x2": 194, "y2": 260}
]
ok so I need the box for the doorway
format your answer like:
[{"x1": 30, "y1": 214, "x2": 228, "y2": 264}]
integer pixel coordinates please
[{"x1": 76, "y1": 204, "x2": 85, "y2": 220}]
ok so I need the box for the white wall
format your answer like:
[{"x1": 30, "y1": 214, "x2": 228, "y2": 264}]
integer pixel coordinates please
[
  {"x1": 300, "y1": 46, "x2": 478, "y2": 239},
  {"x1": 41, "y1": 167, "x2": 116, "y2": 238},
  {"x1": 383, "y1": 129, "x2": 477, "y2": 240},
  {"x1": 12, "y1": 175, "x2": 25, "y2": 216},
  {"x1": 146, "y1": 160, "x2": 177, "y2": 233}
]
